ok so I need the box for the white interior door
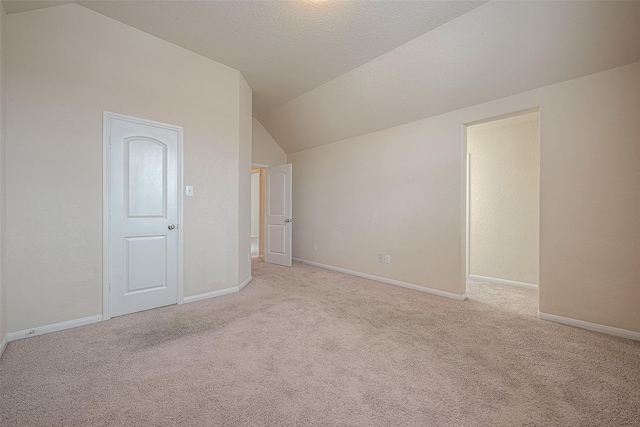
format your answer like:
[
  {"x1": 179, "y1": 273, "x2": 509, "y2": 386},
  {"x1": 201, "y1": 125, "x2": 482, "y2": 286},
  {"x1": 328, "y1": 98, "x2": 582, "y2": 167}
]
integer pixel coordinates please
[
  {"x1": 107, "y1": 114, "x2": 181, "y2": 317},
  {"x1": 264, "y1": 164, "x2": 292, "y2": 266}
]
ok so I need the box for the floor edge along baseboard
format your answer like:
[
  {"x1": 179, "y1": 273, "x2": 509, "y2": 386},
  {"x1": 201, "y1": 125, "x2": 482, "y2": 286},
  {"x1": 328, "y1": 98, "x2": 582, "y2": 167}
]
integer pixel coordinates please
[
  {"x1": 3, "y1": 280, "x2": 255, "y2": 349},
  {"x1": 183, "y1": 286, "x2": 239, "y2": 303},
  {"x1": 293, "y1": 258, "x2": 467, "y2": 301},
  {"x1": 0, "y1": 334, "x2": 8, "y2": 359},
  {"x1": 239, "y1": 276, "x2": 253, "y2": 291},
  {"x1": 6, "y1": 315, "x2": 103, "y2": 343},
  {"x1": 538, "y1": 311, "x2": 640, "y2": 341},
  {"x1": 468, "y1": 274, "x2": 538, "y2": 289}
]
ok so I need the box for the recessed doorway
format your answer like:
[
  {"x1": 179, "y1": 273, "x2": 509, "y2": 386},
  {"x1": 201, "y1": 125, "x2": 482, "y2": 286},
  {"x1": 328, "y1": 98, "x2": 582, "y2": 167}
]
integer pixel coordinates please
[
  {"x1": 251, "y1": 167, "x2": 264, "y2": 259},
  {"x1": 251, "y1": 163, "x2": 293, "y2": 267},
  {"x1": 464, "y1": 110, "x2": 540, "y2": 303}
]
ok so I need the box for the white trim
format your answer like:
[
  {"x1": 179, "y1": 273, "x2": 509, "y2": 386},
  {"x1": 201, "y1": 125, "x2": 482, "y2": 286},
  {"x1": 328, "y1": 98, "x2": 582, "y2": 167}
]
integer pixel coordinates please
[
  {"x1": 102, "y1": 111, "x2": 184, "y2": 320},
  {"x1": 7, "y1": 315, "x2": 103, "y2": 342},
  {"x1": 293, "y1": 258, "x2": 467, "y2": 301},
  {"x1": 251, "y1": 163, "x2": 269, "y2": 168},
  {"x1": 465, "y1": 152, "x2": 470, "y2": 278},
  {"x1": 464, "y1": 107, "x2": 541, "y2": 128},
  {"x1": 238, "y1": 276, "x2": 253, "y2": 291},
  {"x1": 468, "y1": 274, "x2": 538, "y2": 289},
  {"x1": 177, "y1": 125, "x2": 185, "y2": 305},
  {"x1": 183, "y1": 286, "x2": 239, "y2": 303},
  {"x1": 183, "y1": 275, "x2": 253, "y2": 304},
  {"x1": 102, "y1": 114, "x2": 111, "y2": 320},
  {"x1": 460, "y1": 124, "x2": 468, "y2": 293},
  {"x1": 538, "y1": 311, "x2": 640, "y2": 341},
  {"x1": 0, "y1": 334, "x2": 8, "y2": 359}
]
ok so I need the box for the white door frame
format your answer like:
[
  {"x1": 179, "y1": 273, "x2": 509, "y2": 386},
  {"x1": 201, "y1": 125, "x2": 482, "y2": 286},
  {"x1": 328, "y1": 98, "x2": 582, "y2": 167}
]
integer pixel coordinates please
[
  {"x1": 462, "y1": 107, "x2": 540, "y2": 293},
  {"x1": 251, "y1": 163, "x2": 269, "y2": 259},
  {"x1": 102, "y1": 111, "x2": 184, "y2": 321}
]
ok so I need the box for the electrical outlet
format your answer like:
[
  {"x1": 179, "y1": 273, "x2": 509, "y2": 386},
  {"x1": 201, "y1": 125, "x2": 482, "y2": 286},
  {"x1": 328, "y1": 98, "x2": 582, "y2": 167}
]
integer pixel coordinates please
[
  {"x1": 313, "y1": 243, "x2": 318, "y2": 251},
  {"x1": 377, "y1": 254, "x2": 383, "y2": 263},
  {"x1": 385, "y1": 255, "x2": 391, "y2": 264}
]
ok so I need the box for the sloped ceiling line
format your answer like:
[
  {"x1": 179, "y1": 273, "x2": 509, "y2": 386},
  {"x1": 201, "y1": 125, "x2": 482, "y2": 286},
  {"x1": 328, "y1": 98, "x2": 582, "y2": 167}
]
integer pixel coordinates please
[{"x1": 4, "y1": 1, "x2": 640, "y2": 154}]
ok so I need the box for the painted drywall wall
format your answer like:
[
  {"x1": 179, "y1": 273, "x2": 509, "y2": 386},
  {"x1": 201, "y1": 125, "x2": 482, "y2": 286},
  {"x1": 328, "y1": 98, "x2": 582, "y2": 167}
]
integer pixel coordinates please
[
  {"x1": 289, "y1": 61, "x2": 640, "y2": 333},
  {"x1": 5, "y1": 5, "x2": 249, "y2": 333},
  {"x1": 251, "y1": 172, "x2": 260, "y2": 237},
  {"x1": 467, "y1": 113, "x2": 540, "y2": 285},
  {"x1": 238, "y1": 75, "x2": 252, "y2": 285},
  {"x1": 252, "y1": 118, "x2": 285, "y2": 167},
  {"x1": 0, "y1": 3, "x2": 6, "y2": 343}
]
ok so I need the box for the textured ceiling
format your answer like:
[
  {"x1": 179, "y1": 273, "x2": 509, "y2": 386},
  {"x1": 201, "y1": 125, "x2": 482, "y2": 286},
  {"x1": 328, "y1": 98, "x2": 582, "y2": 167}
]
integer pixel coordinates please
[
  {"x1": 4, "y1": 1, "x2": 640, "y2": 154},
  {"x1": 3, "y1": 0, "x2": 73, "y2": 14},
  {"x1": 261, "y1": 1, "x2": 640, "y2": 153},
  {"x1": 64, "y1": 0, "x2": 483, "y2": 118}
]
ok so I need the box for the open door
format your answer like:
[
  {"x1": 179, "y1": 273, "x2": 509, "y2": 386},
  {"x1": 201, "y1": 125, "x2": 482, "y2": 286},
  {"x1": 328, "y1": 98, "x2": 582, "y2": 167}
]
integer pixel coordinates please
[{"x1": 264, "y1": 164, "x2": 292, "y2": 266}]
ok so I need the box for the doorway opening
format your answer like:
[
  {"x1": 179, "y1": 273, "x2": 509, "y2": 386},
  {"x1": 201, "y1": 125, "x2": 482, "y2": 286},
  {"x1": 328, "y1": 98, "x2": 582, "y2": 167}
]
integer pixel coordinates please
[
  {"x1": 464, "y1": 110, "x2": 540, "y2": 308},
  {"x1": 251, "y1": 166, "x2": 265, "y2": 259},
  {"x1": 251, "y1": 163, "x2": 293, "y2": 267}
]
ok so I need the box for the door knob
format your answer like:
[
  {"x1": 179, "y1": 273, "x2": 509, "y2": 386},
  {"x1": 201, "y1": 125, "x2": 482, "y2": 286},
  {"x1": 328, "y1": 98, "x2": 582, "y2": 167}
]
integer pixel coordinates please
[
  {"x1": 284, "y1": 219, "x2": 292, "y2": 223},
  {"x1": 168, "y1": 224, "x2": 176, "y2": 230}
]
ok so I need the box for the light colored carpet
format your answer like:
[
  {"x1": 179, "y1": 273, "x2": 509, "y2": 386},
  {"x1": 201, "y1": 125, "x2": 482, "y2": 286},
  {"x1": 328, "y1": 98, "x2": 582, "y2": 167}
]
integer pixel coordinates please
[{"x1": 1, "y1": 260, "x2": 639, "y2": 426}]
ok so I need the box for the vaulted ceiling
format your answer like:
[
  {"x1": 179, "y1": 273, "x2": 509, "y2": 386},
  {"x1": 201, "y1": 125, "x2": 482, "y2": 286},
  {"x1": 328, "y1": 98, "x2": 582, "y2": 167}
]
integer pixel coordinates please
[
  {"x1": 4, "y1": 1, "x2": 640, "y2": 153},
  {"x1": 3, "y1": 0, "x2": 484, "y2": 117}
]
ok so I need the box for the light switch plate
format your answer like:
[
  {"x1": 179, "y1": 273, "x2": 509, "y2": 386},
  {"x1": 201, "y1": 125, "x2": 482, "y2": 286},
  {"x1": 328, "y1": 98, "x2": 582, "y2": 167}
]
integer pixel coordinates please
[{"x1": 186, "y1": 186, "x2": 194, "y2": 197}]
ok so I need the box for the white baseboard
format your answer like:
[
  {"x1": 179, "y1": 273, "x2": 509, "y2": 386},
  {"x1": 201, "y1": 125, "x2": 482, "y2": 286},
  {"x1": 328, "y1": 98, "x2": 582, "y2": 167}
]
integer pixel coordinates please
[
  {"x1": 0, "y1": 334, "x2": 8, "y2": 359},
  {"x1": 183, "y1": 286, "x2": 239, "y2": 303},
  {"x1": 2, "y1": 278, "x2": 257, "y2": 351},
  {"x1": 6, "y1": 314, "x2": 103, "y2": 343},
  {"x1": 538, "y1": 311, "x2": 640, "y2": 341},
  {"x1": 468, "y1": 274, "x2": 538, "y2": 290},
  {"x1": 239, "y1": 276, "x2": 253, "y2": 291},
  {"x1": 293, "y1": 258, "x2": 467, "y2": 301},
  {"x1": 183, "y1": 277, "x2": 252, "y2": 303}
]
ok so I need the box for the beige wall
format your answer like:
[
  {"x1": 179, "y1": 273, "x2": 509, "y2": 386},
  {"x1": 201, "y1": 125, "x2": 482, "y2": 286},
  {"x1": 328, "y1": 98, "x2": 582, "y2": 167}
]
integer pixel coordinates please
[
  {"x1": 0, "y1": 3, "x2": 6, "y2": 342},
  {"x1": 238, "y1": 75, "x2": 252, "y2": 284},
  {"x1": 252, "y1": 118, "x2": 286, "y2": 167},
  {"x1": 289, "y1": 61, "x2": 640, "y2": 333},
  {"x1": 6, "y1": 5, "x2": 250, "y2": 333},
  {"x1": 467, "y1": 113, "x2": 540, "y2": 285}
]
